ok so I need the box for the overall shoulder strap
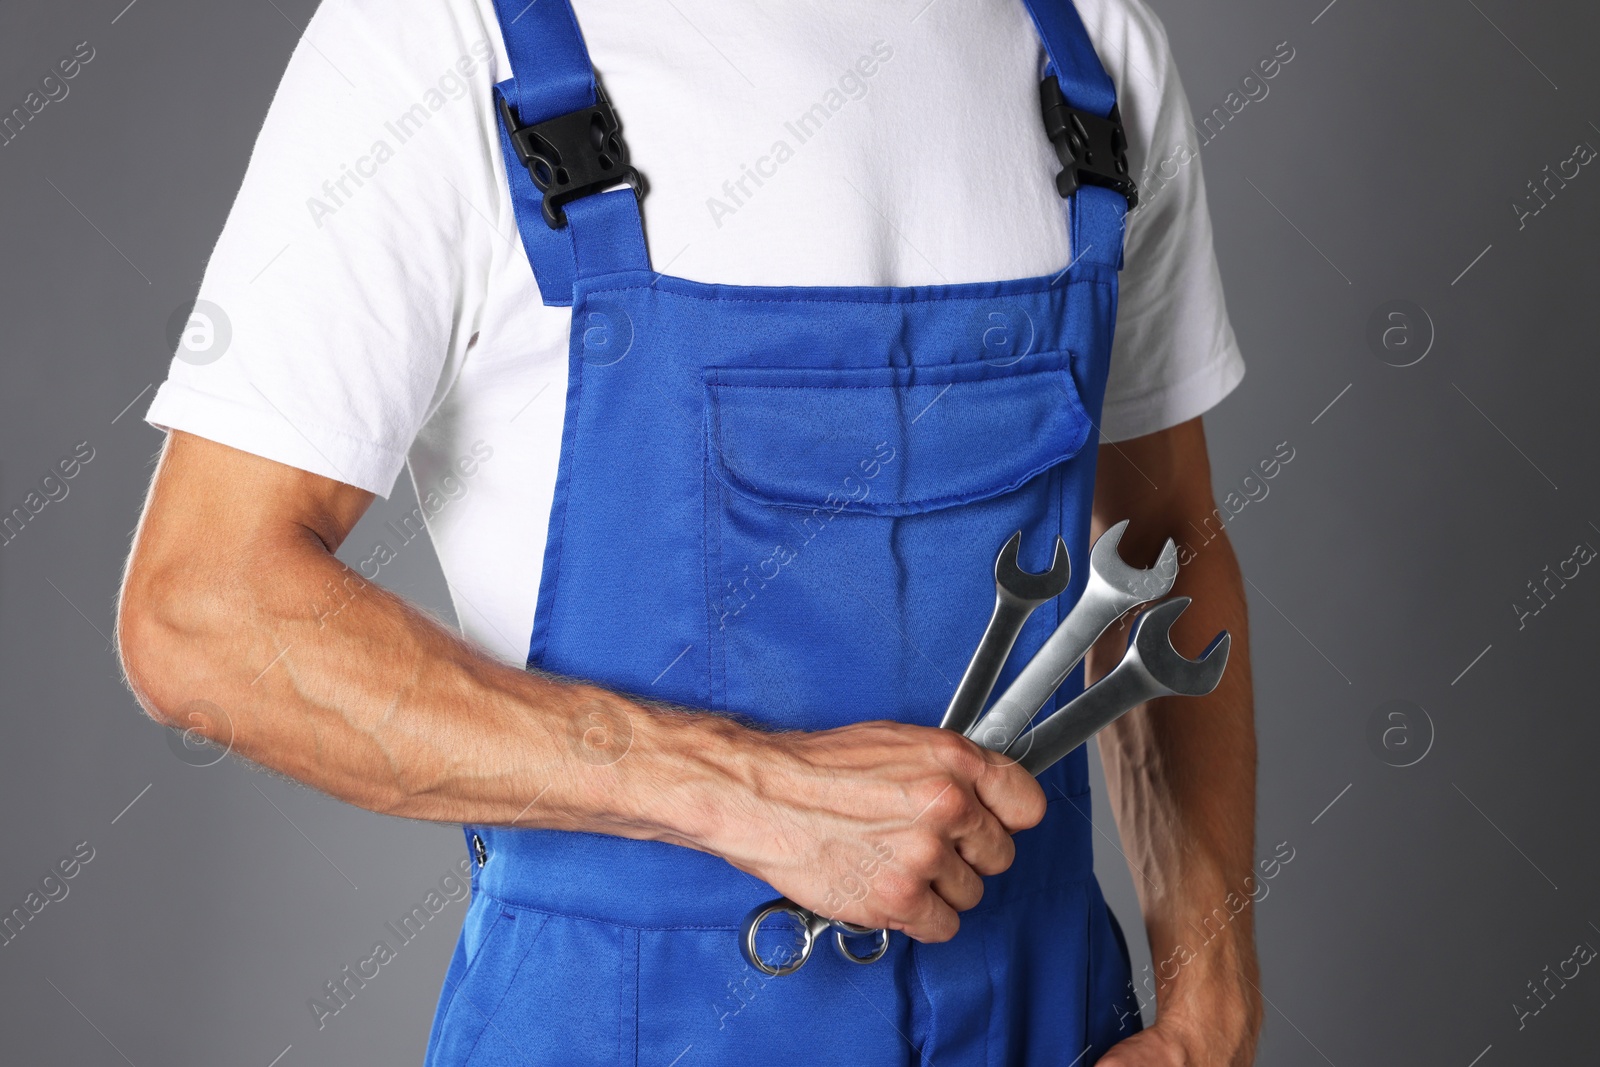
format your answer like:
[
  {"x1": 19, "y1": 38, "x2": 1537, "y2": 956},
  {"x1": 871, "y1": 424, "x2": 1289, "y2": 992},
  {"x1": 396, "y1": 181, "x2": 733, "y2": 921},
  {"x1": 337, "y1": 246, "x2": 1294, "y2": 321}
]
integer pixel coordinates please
[
  {"x1": 488, "y1": 0, "x2": 1135, "y2": 301},
  {"x1": 1018, "y1": 0, "x2": 1135, "y2": 272},
  {"x1": 489, "y1": 0, "x2": 649, "y2": 306}
]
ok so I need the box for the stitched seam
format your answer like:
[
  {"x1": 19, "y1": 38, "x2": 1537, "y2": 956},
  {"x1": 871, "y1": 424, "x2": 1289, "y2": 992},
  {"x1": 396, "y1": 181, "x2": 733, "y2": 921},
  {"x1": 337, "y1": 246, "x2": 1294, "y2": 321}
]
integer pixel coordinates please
[
  {"x1": 473, "y1": 839, "x2": 1088, "y2": 931},
  {"x1": 459, "y1": 910, "x2": 548, "y2": 1064},
  {"x1": 912, "y1": 940, "x2": 939, "y2": 1067},
  {"x1": 540, "y1": 349, "x2": 584, "y2": 652},
  {"x1": 1055, "y1": 463, "x2": 1067, "y2": 716},
  {"x1": 703, "y1": 372, "x2": 1072, "y2": 392},
  {"x1": 964, "y1": 875, "x2": 1098, "y2": 918},
  {"x1": 713, "y1": 421, "x2": 1091, "y2": 515},
  {"x1": 705, "y1": 365, "x2": 1092, "y2": 511},
  {"x1": 979, "y1": 911, "x2": 993, "y2": 1067},
  {"x1": 705, "y1": 400, "x2": 726, "y2": 709},
  {"x1": 632, "y1": 929, "x2": 641, "y2": 1067},
  {"x1": 700, "y1": 350, "x2": 1075, "y2": 386},
  {"x1": 1083, "y1": 890, "x2": 1094, "y2": 1058},
  {"x1": 617, "y1": 924, "x2": 625, "y2": 1067},
  {"x1": 472, "y1": 885, "x2": 752, "y2": 932},
  {"x1": 579, "y1": 275, "x2": 1116, "y2": 306},
  {"x1": 148, "y1": 380, "x2": 412, "y2": 470},
  {"x1": 585, "y1": 282, "x2": 1117, "y2": 306},
  {"x1": 713, "y1": 452, "x2": 1088, "y2": 515},
  {"x1": 433, "y1": 908, "x2": 506, "y2": 1043}
]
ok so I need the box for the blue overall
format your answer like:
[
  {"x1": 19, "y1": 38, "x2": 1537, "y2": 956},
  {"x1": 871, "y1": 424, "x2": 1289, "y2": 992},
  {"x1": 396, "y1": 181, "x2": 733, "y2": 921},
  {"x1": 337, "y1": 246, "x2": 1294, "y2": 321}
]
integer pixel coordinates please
[{"x1": 424, "y1": 2, "x2": 1143, "y2": 1063}]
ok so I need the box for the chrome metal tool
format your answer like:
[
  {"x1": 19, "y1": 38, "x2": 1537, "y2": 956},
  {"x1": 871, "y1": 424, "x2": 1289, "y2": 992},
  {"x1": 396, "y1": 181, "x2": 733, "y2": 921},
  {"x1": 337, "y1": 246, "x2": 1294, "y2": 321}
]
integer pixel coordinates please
[
  {"x1": 938, "y1": 531, "x2": 1071, "y2": 735},
  {"x1": 967, "y1": 520, "x2": 1177, "y2": 753}
]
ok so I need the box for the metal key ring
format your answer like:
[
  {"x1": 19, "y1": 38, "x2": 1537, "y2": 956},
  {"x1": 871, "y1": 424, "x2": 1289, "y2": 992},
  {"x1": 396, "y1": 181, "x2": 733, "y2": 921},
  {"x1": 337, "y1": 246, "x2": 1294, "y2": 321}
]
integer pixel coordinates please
[
  {"x1": 833, "y1": 925, "x2": 890, "y2": 965},
  {"x1": 741, "y1": 898, "x2": 891, "y2": 976},
  {"x1": 741, "y1": 898, "x2": 825, "y2": 977}
]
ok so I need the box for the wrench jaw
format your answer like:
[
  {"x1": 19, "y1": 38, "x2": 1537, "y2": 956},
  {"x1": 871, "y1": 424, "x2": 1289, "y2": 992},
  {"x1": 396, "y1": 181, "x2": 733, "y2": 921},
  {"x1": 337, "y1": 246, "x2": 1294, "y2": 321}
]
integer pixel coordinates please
[
  {"x1": 1132, "y1": 597, "x2": 1232, "y2": 697},
  {"x1": 1089, "y1": 520, "x2": 1181, "y2": 607},
  {"x1": 994, "y1": 531, "x2": 1072, "y2": 604},
  {"x1": 1006, "y1": 596, "x2": 1231, "y2": 776},
  {"x1": 939, "y1": 531, "x2": 1073, "y2": 734}
]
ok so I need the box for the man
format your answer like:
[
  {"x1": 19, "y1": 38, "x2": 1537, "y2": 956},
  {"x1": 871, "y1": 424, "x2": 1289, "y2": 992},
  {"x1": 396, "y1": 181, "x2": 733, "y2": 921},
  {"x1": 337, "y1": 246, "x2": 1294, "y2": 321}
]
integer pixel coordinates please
[{"x1": 118, "y1": 0, "x2": 1260, "y2": 1062}]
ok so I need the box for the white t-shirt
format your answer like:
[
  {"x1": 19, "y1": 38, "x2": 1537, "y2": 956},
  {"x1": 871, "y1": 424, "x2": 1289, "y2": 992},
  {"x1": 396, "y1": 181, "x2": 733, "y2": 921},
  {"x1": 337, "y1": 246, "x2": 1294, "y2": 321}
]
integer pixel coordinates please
[{"x1": 147, "y1": 0, "x2": 1244, "y2": 665}]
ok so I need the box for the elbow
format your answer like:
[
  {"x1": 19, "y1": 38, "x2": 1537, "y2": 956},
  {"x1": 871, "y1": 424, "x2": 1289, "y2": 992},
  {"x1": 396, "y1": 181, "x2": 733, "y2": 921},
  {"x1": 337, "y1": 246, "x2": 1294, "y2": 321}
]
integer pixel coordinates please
[{"x1": 117, "y1": 556, "x2": 216, "y2": 732}]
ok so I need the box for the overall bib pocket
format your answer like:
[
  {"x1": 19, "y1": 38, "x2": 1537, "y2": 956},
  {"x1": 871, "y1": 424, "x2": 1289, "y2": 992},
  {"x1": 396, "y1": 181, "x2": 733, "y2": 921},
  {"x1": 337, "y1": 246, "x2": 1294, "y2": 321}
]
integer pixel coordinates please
[{"x1": 704, "y1": 351, "x2": 1096, "y2": 730}]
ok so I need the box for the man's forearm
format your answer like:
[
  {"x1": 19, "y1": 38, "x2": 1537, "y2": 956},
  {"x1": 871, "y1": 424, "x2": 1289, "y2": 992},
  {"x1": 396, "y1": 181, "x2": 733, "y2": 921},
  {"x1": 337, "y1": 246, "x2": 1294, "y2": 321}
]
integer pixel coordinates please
[
  {"x1": 119, "y1": 501, "x2": 754, "y2": 846},
  {"x1": 1086, "y1": 417, "x2": 1262, "y2": 1063},
  {"x1": 117, "y1": 434, "x2": 1047, "y2": 945},
  {"x1": 1093, "y1": 522, "x2": 1261, "y2": 1053}
]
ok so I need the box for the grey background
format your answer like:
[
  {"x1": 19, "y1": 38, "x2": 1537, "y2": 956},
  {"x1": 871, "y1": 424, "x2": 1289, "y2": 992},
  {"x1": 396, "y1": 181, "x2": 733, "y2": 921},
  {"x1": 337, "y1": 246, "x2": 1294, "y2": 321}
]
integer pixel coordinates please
[{"x1": 2, "y1": 0, "x2": 1597, "y2": 1063}]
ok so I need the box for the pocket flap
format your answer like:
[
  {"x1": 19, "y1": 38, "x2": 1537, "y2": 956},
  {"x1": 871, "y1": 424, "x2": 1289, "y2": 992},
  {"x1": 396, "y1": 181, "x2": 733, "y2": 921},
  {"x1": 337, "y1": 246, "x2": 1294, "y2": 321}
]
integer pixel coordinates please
[{"x1": 707, "y1": 352, "x2": 1092, "y2": 516}]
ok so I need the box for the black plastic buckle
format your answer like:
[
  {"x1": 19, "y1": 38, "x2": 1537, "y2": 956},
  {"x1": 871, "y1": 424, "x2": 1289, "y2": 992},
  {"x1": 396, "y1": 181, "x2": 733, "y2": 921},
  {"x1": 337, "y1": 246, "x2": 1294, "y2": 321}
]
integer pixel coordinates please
[
  {"x1": 498, "y1": 87, "x2": 643, "y2": 229},
  {"x1": 1040, "y1": 77, "x2": 1137, "y2": 210}
]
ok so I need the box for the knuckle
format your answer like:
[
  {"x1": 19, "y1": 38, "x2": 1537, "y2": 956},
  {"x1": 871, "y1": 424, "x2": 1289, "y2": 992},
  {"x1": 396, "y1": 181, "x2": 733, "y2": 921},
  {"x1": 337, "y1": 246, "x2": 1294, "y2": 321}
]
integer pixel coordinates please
[
  {"x1": 919, "y1": 781, "x2": 971, "y2": 824},
  {"x1": 923, "y1": 913, "x2": 960, "y2": 944},
  {"x1": 935, "y1": 733, "x2": 984, "y2": 777},
  {"x1": 1025, "y1": 786, "x2": 1048, "y2": 825},
  {"x1": 1006, "y1": 778, "x2": 1048, "y2": 828},
  {"x1": 874, "y1": 873, "x2": 922, "y2": 912},
  {"x1": 899, "y1": 834, "x2": 945, "y2": 875},
  {"x1": 972, "y1": 834, "x2": 1016, "y2": 876}
]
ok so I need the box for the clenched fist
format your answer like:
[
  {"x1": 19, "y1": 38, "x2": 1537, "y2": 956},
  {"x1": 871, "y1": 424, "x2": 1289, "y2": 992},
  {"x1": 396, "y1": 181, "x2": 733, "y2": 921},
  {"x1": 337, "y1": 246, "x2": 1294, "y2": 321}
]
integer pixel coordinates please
[{"x1": 709, "y1": 720, "x2": 1046, "y2": 943}]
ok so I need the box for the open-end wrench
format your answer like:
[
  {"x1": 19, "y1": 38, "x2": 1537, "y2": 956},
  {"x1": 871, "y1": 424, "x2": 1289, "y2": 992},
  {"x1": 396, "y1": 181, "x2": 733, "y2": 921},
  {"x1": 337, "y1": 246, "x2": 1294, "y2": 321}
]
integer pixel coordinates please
[
  {"x1": 741, "y1": 595, "x2": 1228, "y2": 977},
  {"x1": 1009, "y1": 597, "x2": 1230, "y2": 775},
  {"x1": 968, "y1": 520, "x2": 1178, "y2": 754},
  {"x1": 741, "y1": 531, "x2": 1069, "y2": 976},
  {"x1": 938, "y1": 531, "x2": 1071, "y2": 735}
]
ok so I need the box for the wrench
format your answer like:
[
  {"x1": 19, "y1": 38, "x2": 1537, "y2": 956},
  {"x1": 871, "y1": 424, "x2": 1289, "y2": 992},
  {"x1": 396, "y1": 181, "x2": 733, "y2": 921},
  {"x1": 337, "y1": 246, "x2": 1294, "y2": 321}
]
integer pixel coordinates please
[
  {"x1": 742, "y1": 531, "x2": 1068, "y2": 976},
  {"x1": 1009, "y1": 597, "x2": 1230, "y2": 775},
  {"x1": 938, "y1": 531, "x2": 1071, "y2": 735},
  {"x1": 968, "y1": 520, "x2": 1178, "y2": 754},
  {"x1": 741, "y1": 596, "x2": 1227, "y2": 977}
]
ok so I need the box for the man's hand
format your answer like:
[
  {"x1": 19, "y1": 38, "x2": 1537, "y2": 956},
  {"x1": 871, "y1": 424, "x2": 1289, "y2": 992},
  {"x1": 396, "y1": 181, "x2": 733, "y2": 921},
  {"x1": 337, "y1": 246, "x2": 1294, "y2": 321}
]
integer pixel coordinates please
[
  {"x1": 1097, "y1": 969, "x2": 1261, "y2": 1066},
  {"x1": 1091, "y1": 417, "x2": 1262, "y2": 1065},
  {"x1": 117, "y1": 432, "x2": 1038, "y2": 945},
  {"x1": 711, "y1": 722, "x2": 1045, "y2": 942},
  {"x1": 1098, "y1": 1026, "x2": 1191, "y2": 1066}
]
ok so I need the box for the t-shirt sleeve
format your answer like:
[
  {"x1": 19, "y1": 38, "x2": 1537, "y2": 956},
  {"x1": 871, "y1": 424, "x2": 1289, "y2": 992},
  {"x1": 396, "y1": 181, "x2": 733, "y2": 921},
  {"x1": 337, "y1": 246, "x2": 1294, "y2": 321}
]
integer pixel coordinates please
[
  {"x1": 146, "y1": 0, "x2": 507, "y2": 497},
  {"x1": 1097, "y1": 3, "x2": 1246, "y2": 443}
]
